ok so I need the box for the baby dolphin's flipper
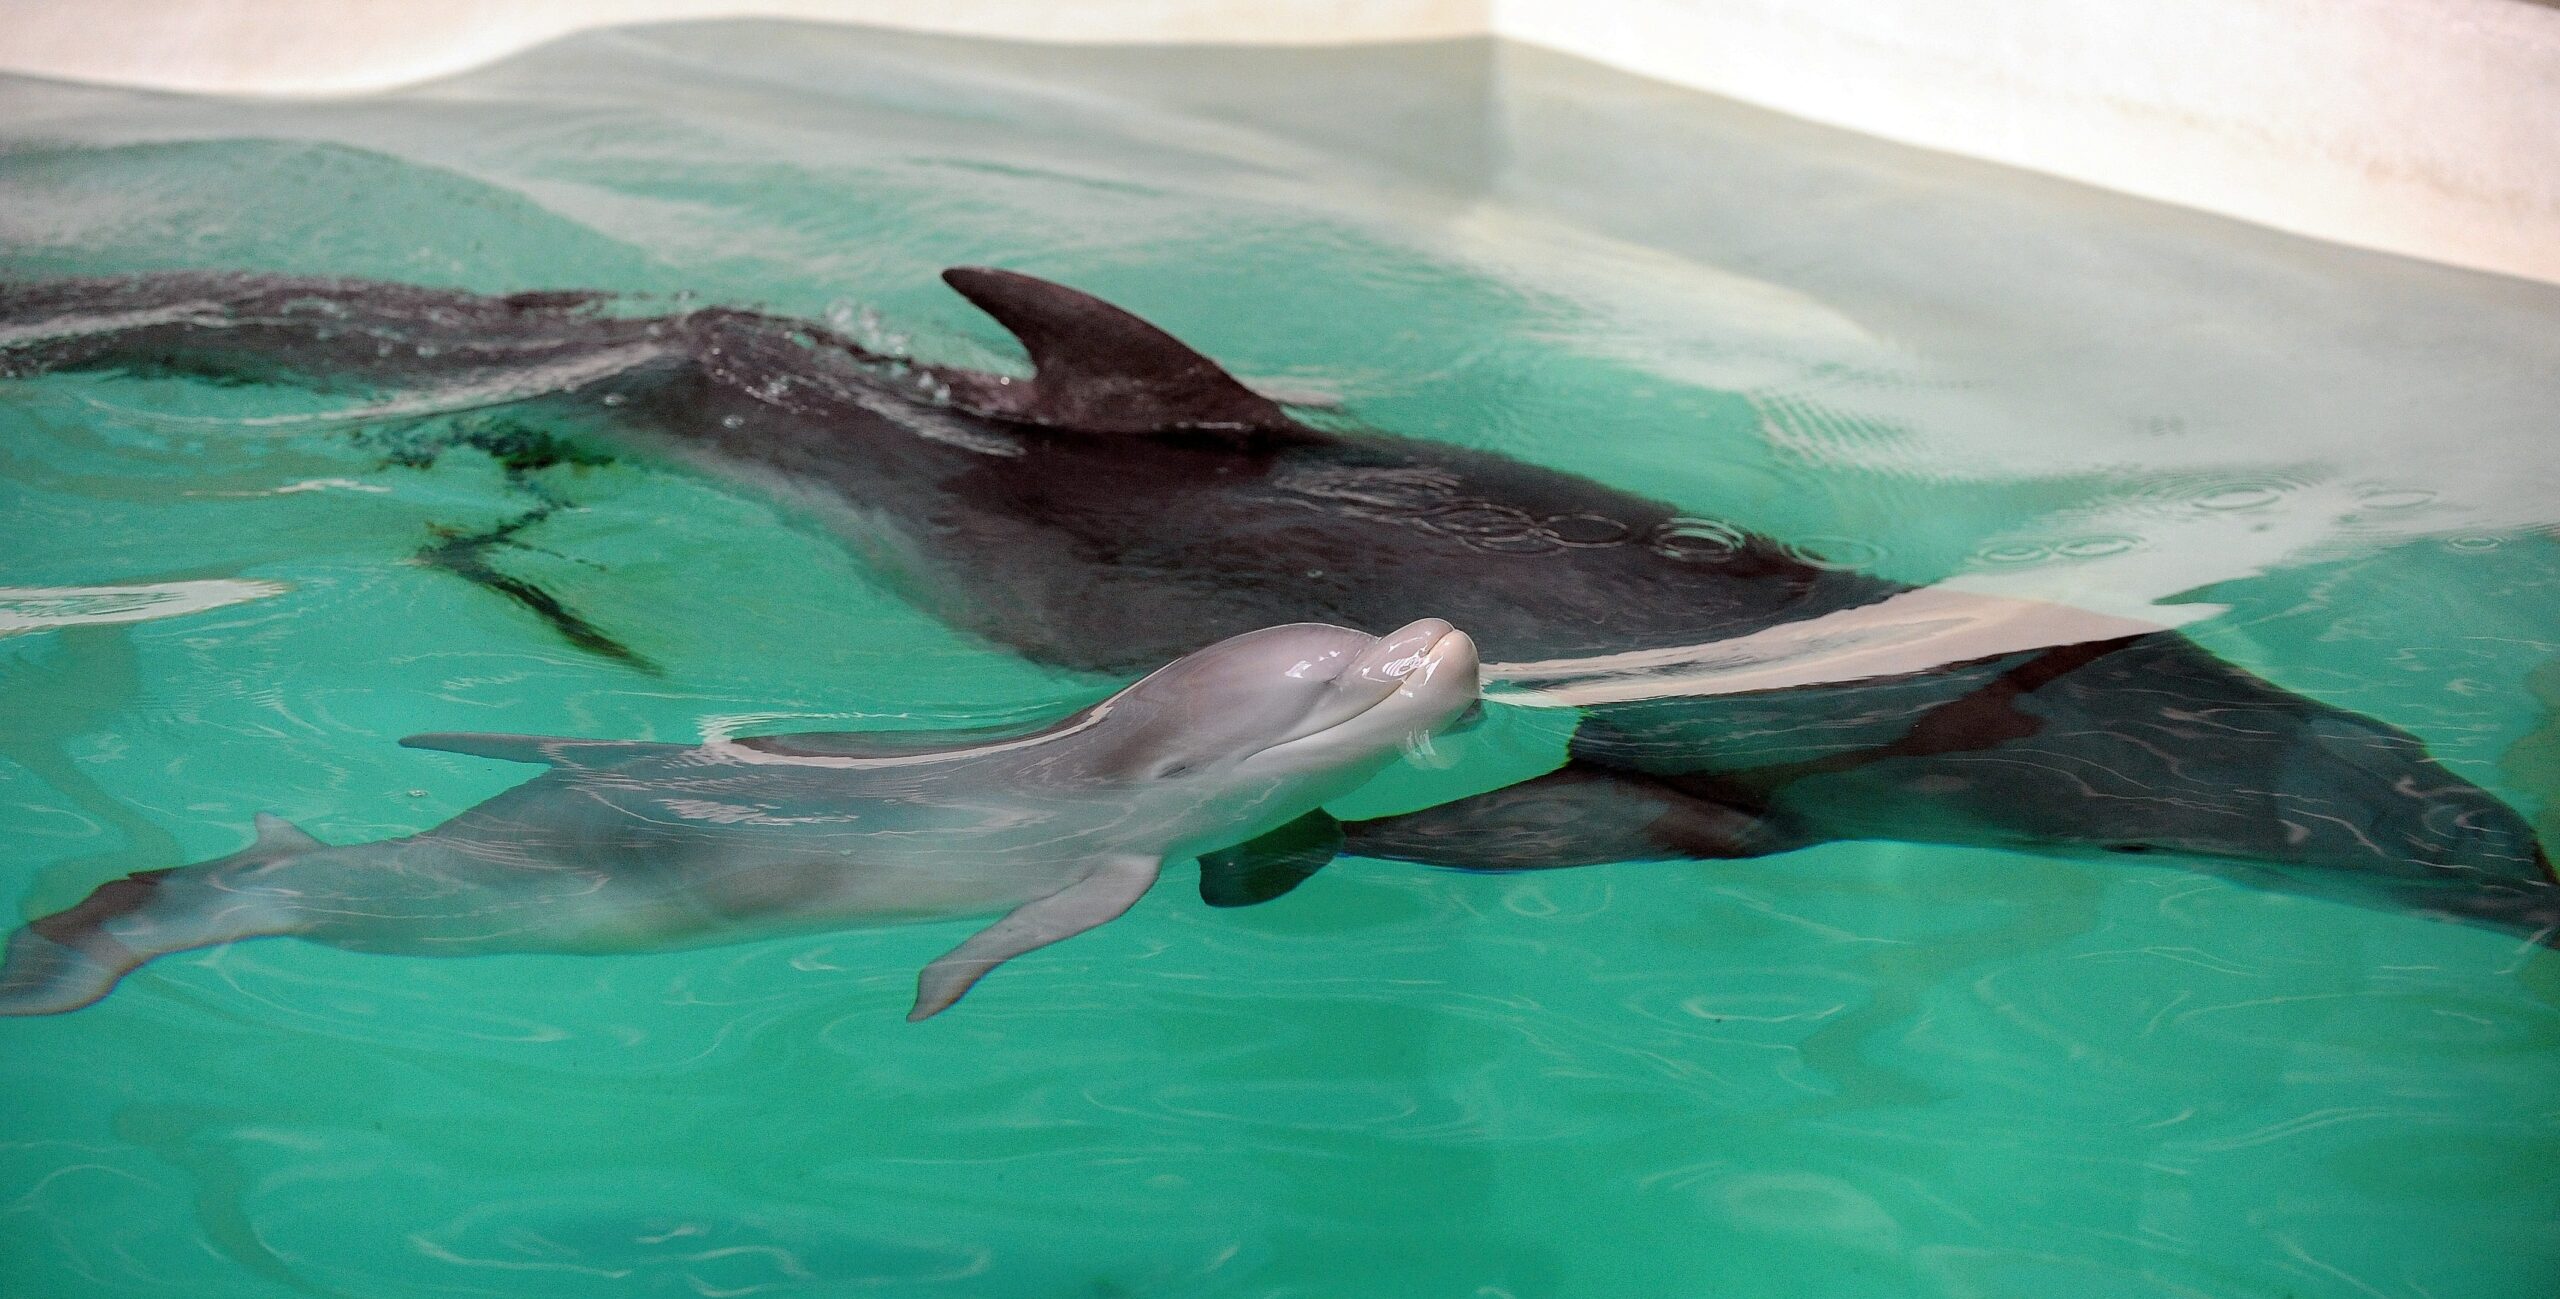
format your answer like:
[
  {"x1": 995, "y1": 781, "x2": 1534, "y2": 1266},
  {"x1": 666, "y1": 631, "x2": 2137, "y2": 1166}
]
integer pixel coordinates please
[
  {"x1": 0, "y1": 814, "x2": 317, "y2": 1016},
  {"x1": 1198, "y1": 810, "x2": 1344, "y2": 907},
  {"x1": 910, "y1": 854, "x2": 1163, "y2": 1021}
]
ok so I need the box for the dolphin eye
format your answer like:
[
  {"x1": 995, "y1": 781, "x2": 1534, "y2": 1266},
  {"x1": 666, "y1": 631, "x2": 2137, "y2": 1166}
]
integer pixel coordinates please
[{"x1": 1150, "y1": 759, "x2": 1197, "y2": 780}]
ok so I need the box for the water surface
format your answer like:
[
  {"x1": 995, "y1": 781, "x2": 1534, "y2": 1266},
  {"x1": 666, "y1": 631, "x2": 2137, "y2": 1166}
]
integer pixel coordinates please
[{"x1": 2, "y1": 23, "x2": 2557, "y2": 1299}]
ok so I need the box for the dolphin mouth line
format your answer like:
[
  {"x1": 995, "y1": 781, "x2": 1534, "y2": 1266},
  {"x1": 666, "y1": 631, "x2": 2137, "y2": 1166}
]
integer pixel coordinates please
[{"x1": 692, "y1": 702, "x2": 1116, "y2": 769}]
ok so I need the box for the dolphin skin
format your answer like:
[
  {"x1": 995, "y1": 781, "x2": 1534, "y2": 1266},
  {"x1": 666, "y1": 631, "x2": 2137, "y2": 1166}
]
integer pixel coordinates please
[
  {"x1": 2, "y1": 269, "x2": 2550, "y2": 945},
  {"x1": 0, "y1": 620, "x2": 1481, "y2": 1019}
]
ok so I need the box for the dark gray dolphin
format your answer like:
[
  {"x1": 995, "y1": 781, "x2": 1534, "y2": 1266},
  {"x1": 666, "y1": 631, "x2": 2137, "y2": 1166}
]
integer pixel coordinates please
[
  {"x1": 1, "y1": 268, "x2": 2549, "y2": 945},
  {"x1": 0, "y1": 619, "x2": 1481, "y2": 1019}
]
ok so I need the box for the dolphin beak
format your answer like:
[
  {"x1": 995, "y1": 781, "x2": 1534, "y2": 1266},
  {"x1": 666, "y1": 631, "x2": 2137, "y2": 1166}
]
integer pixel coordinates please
[
  {"x1": 1366, "y1": 620, "x2": 1478, "y2": 716},
  {"x1": 1406, "y1": 624, "x2": 1476, "y2": 694},
  {"x1": 1261, "y1": 620, "x2": 1478, "y2": 751},
  {"x1": 1342, "y1": 618, "x2": 1461, "y2": 691}
]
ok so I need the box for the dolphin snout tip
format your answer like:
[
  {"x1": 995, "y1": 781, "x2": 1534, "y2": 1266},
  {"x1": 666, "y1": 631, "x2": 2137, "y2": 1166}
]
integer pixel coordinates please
[
  {"x1": 1391, "y1": 627, "x2": 1479, "y2": 709},
  {"x1": 1389, "y1": 616, "x2": 1456, "y2": 644},
  {"x1": 1358, "y1": 618, "x2": 1464, "y2": 682},
  {"x1": 1425, "y1": 626, "x2": 1478, "y2": 679}
]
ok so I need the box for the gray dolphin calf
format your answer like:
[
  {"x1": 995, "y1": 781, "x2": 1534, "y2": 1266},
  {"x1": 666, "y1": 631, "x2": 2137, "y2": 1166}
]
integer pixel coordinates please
[
  {"x1": 0, "y1": 619, "x2": 1479, "y2": 1020},
  {"x1": 0, "y1": 268, "x2": 2549, "y2": 946}
]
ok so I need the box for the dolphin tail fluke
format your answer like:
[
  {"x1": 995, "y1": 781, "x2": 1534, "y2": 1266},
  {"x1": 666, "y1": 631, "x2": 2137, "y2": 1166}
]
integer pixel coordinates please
[
  {"x1": 0, "y1": 869, "x2": 208, "y2": 1015},
  {"x1": 0, "y1": 814, "x2": 318, "y2": 1016},
  {"x1": 0, "y1": 873, "x2": 169, "y2": 1015}
]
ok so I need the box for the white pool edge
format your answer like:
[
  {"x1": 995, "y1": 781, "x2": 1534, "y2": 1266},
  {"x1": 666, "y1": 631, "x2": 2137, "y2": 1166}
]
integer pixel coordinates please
[{"x1": 1, "y1": 0, "x2": 2554, "y2": 286}]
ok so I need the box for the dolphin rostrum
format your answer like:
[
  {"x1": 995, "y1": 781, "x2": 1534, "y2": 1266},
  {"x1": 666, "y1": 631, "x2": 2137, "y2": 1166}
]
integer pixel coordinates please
[
  {"x1": 0, "y1": 269, "x2": 2549, "y2": 945},
  {"x1": 0, "y1": 619, "x2": 1481, "y2": 1020}
]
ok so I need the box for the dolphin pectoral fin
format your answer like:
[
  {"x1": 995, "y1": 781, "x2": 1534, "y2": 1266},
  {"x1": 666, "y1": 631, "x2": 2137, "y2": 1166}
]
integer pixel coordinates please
[
  {"x1": 908, "y1": 854, "x2": 1163, "y2": 1021},
  {"x1": 934, "y1": 267, "x2": 1299, "y2": 435},
  {"x1": 399, "y1": 732, "x2": 683, "y2": 768},
  {"x1": 1340, "y1": 763, "x2": 1802, "y2": 871},
  {"x1": 1198, "y1": 810, "x2": 1344, "y2": 908}
]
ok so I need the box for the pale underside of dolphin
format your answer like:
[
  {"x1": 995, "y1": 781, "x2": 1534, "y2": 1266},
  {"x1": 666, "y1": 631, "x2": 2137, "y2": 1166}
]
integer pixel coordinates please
[
  {"x1": 0, "y1": 620, "x2": 1480, "y2": 1019},
  {"x1": 0, "y1": 268, "x2": 2550, "y2": 948}
]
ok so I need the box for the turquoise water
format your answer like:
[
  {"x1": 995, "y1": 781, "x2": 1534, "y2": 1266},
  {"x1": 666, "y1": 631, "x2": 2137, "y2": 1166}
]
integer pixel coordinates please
[{"x1": 4, "y1": 22, "x2": 2559, "y2": 1299}]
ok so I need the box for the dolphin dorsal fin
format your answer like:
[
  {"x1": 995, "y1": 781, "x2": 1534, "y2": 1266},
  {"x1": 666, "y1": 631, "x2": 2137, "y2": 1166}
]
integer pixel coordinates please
[
  {"x1": 251, "y1": 812, "x2": 322, "y2": 855},
  {"x1": 399, "y1": 732, "x2": 681, "y2": 768},
  {"x1": 936, "y1": 266, "x2": 1299, "y2": 435}
]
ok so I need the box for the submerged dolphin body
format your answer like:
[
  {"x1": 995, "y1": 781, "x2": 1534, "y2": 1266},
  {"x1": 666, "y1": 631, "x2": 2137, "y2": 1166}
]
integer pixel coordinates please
[
  {"x1": 2, "y1": 270, "x2": 2551, "y2": 944},
  {"x1": 0, "y1": 620, "x2": 1480, "y2": 1018}
]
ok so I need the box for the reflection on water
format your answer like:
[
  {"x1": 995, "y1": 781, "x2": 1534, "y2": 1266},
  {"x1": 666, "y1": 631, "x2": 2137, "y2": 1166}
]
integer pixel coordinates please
[
  {"x1": 0, "y1": 19, "x2": 2556, "y2": 1299},
  {"x1": 0, "y1": 579, "x2": 288, "y2": 634}
]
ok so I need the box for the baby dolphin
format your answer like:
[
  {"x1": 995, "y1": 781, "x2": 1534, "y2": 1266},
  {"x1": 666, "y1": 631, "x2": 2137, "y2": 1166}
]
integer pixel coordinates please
[{"x1": 0, "y1": 619, "x2": 1478, "y2": 1021}]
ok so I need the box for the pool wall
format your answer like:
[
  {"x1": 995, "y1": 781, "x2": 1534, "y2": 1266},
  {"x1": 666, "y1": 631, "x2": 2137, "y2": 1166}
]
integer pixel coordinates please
[{"x1": 0, "y1": 0, "x2": 2555, "y2": 284}]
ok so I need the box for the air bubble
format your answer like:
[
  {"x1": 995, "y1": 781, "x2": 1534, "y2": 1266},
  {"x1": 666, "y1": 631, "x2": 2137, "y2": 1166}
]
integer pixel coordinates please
[
  {"x1": 1546, "y1": 512, "x2": 1632, "y2": 546},
  {"x1": 1975, "y1": 541, "x2": 2050, "y2": 565},
  {"x1": 1476, "y1": 532, "x2": 1565, "y2": 555},
  {"x1": 1783, "y1": 535, "x2": 1886, "y2": 571},
  {"x1": 1428, "y1": 502, "x2": 1538, "y2": 539},
  {"x1": 2056, "y1": 534, "x2": 2139, "y2": 558},
  {"x1": 2192, "y1": 484, "x2": 2283, "y2": 511},
  {"x1": 1429, "y1": 503, "x2": 1562, "y2": 554},
  {"x1": 2358, "y1": 488, "x2": 2435, "y2": 511},
  {"x1": 1401, "y1": 728, "x2": 1458, "y2": 770},
  {"x1": 2119, "y1": 471, "x2": 2308, "y2": 513},
  {"x1": 1651, "y1": 518, "x2": 1746, "y2": 562}
]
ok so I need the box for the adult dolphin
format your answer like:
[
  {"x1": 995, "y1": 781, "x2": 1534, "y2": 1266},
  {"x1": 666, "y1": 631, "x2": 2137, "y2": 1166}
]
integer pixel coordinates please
[
  {"x1": 1, "y1": 269, "x2": 2550, "y2": 945},
  {"x1": 0, "y1": 618, "x2": 1479, "y2": 1020}
]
